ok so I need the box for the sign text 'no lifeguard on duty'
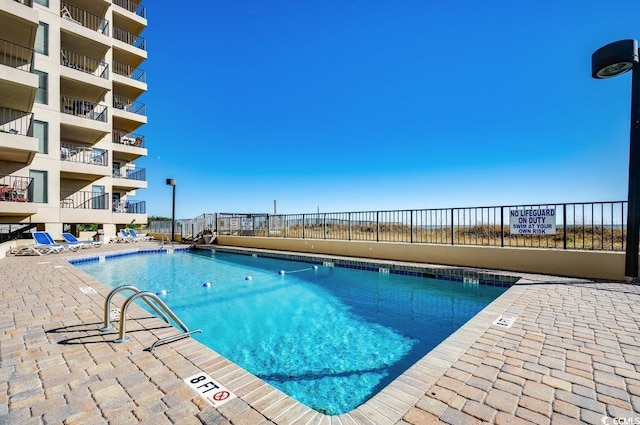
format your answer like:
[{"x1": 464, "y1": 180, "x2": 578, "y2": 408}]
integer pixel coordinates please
[{"x1": 509, "y1": 208, "x2": 556, "y2": 235}]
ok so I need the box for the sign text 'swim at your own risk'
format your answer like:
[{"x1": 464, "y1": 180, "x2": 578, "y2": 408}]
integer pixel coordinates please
[{"x1": 509, "y1": 208, "x2": 556, "y2": 235}]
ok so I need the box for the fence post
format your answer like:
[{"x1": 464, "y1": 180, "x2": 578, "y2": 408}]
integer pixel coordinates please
[
  {"x1": 302, "y1": 214, "x2": 305, "y2": 239},
  {"x1": 563, "y1": 204, "x2": 567, "y2": 250},
  {"x1": 450, "y1": 209, "x2": 454, "y2": 245},
  {"x1": 324, "y1": 215, "x2": 328, "y2": 239},
  {"x1": 348, "y1": 212, "x2": 351, "y2": 241},
  {"x1": 410, "y1": 211, "x2": 414, "y2": 243},
  {"x1": 376, "y1": 211, "x2": 379, "y2": 242},
  {"x1": 500, "y1": 206, "x2": 504, "y2": 247}
]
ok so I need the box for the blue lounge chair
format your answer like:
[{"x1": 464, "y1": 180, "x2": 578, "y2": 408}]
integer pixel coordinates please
[
  {"x1": 62, "y1": 232, "x2": 103, "y2": 248},
  {"x1": 9, "y1": 242, "x2": 56, "y2": 256},
  {"x1": 128, "y1": 228, "x2": 153, "y2": 241},
  {"x1": 118, "y1": 228, "x2": 135, "y2": 243},
  {"x1": 33, "y1": 231, "x2": 80, "y2": 252}
]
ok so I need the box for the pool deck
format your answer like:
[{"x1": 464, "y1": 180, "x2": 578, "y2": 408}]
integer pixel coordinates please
[{"x1": 1, "y1": 242, "x2": 639, "y2": 424}]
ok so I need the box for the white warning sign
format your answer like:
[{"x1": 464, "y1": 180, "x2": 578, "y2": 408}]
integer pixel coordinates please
[
  {"x1": 509, "y1": 208, "x2": 556, "y2": 235},
  {"x1": 184, "y1": 372, "x2": 237, "y2": 408}
]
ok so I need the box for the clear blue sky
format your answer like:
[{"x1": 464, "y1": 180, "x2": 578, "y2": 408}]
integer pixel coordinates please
[{"x1": 137, "y1": 0, "x2": 640, "y2": 219}]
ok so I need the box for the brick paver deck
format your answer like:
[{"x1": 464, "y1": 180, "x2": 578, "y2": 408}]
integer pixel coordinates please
[{"x1": 1, "y1": 243, "x2": 639, "y2": 424}]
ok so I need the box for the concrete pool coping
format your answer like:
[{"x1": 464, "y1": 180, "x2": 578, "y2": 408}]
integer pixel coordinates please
[{"x1": 1, "y1": 242, "x2": 639, "y2": 424}]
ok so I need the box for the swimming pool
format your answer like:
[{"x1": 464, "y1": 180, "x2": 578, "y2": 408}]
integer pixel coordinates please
[{"x1": 74, "y1": 249, "x2": 508, "y2": 415}]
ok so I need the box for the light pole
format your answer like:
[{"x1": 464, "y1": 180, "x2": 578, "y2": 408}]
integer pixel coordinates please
[
  {"x1": 166, "y1": 178, "x2": 176, "y2": 241},
  {"x1": 592, "y1": 39, "x2": 640, "y2": 282}
]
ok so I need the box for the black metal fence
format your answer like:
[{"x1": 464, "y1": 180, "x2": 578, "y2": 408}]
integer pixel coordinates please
[
  {"x1": 113, "y1": 61, "x2": 146, "y2": 83},
  {"x1": 60, "y1": 48, "x2": 108, "y2": 79},
  {"x1": 0, "y1": 107, "x2": 33, "y2": 136},
  {"x1": 113, "y1": 0, "x2": 146, "y2": 18},
  {"x1": 60, "y1": 191, "x2": 109, "y2": 210},
  {"x1": 0, "y1": 38, "x2": 34, "y2": 72},
  {"x1": 113, "y1": 95, "x2": 146, "y2": 116},
  {"x1": 113, "y1": 27, "x2": 146, "y2": 50},
  {"x1": 207, "y1": 201, "x2": 626, "y2": 251},
  {"x1": 61, "y1": 2, "x2": 109, "y2": 35}
]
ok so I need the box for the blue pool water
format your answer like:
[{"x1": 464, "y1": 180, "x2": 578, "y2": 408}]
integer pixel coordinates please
[{"x1": 76, "y1": 250, "x2": 507, "y2": 414}]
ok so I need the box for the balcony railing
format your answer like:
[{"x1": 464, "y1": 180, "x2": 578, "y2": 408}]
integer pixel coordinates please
[
  {"x1": 60, "y1": 190, "x2": 109, "y2": 210},
  {"x1": 60, "y1": 142, "x2": 108, "y2": 166},
  {"x1": 0, "y1": 107, "x2": 34, "y2": 137},
  {"x1": 113, "y1": 165, "x2": 145, "y2": 181},
  {"x1": 113, "y1": 199, "x2": 145, "y2": 214},
  {"x1": 113, "y1": 0, "x2": 146, "y2": 18},
  {"x1": 0, "y1": 38, "x2": 35, "y2": 72},
  {"x1": 60, "y1": 49, "x2": 108, "y2": 79},
  {"x1": 112, "y1": 61, "x2": 146, "y2": 83},
  {"x1": 113, "y1": 27, "x2": 146, "y2": 50},
  {"x1": 14, "y1": 0, "x2": 33, "y2": 7},
  {"x1": 112, "y1": 130, "x2": 145, "y2": 148},
  {"x1": 61, "y1": 96, "x2": 107, "y2": 122},
  {"x1": 113, "y1": 95, "x2": 146, "y2": 116},
  {"x1": 0, "y1": 175, "x2": 33, "y2": 203},
  {"x1": 61, "y1": 2, "x2": 110, "y2": 36}
]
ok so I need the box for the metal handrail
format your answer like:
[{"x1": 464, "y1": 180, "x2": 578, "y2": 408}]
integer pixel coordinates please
[
  {"x1": 113, "y1": 27, "x2": 146, "y2": 50},
  {"x1": 61, "y1": 2, "x2": 110, "y2": 35},
  {"x1": 0, "y1": 107, "x2": 34, "y2": 136},
  {"x1": 112, "y1": 61, "x2": 146, "y2": 82},
  {"x1": 61, "y1": 96, "x2": 107, "y2": 122},
  {"x1": 100, "y1": 285, "x2": 169, "y2": 332},
  {"x1": 110, "y1": 290, "x2": 202, "y2": 350},
  {"x1": 113, "y1": 95, "x2": 146, "y2": 116},
  {"x1": 60, "y1": 48, "x2": 108, "y2": 79},
  {"x1": 159, "y1": 232, "x2": 174, "y2": 247},
  {"x1": 0, "y1": 38, "x2": 35, "y2": 71},
  {"x1": 113, "y1": 0, "x2": 146, "y2": 18}
]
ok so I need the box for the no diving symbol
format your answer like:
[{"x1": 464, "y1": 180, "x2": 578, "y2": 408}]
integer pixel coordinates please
[{"x1": 212, "y1": 391, "x2": 230, "y2": 402}]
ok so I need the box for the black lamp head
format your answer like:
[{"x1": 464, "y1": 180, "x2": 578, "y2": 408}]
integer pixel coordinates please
[
  {"x1": 592, "y1": 39, "x2": 639, "y2": 79},
  {"x1": 166, "y1": 178, "x2": 176, "y2": 186}
]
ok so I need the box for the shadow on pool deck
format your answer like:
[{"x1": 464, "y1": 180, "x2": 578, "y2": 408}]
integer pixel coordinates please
[{"x1": 1, "y1": 243, "x2": 639, "y2": 424}]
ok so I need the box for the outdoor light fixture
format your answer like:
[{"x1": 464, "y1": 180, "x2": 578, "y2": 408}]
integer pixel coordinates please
[
  {"x1": 592, "y1": 39, "x2": 640, "y2": 281},
  {"x1": 166, "y1": 178, "x2": 176, "y2": 242}
]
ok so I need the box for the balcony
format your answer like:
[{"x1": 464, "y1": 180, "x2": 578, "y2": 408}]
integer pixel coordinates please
[
  {"x1": 112, "y1": 95, "x2": 146, "y2": 130},
  {"x1": 113, "y1": 95, "x2": 145, "y2": 116},
  {"x1": 0, "y1": 175, "x2": 32, "y2": 202},
  {"x1": 113, "y1": 0, "x2": 146, "y2": 19},
  {"x1": 113, "y1": 165, "x2": 145, "y2": 180},
  {"x1": 60, "y1": 49, "x2": 110, "y2": 103},
  {"x1": 0, "y1": 107, "x2": 38, "y2": 164},
  {"x1": 113, "y1": 130, "x2": 144, "y2": 148},
  {"x1": 112, "y1": 165, "x2": 147, "y2": 190},
  {"x1": 0, "y1": 175, "x2": 37, "y2": 217},
  {"x1": 112, "y1": 26, "x2": 146, "y2": 61},
  {"x1": 113, "y1": 199, "x2": 145, "y2": 214},
  {"x1": 113, "y1": 27, "x2": 145, "y2": 50},
  {"x1": 0, "y1": 38, "x2": 38, "y2": 111},
  {"x1": 113, "y1": 61, "x2": 145, "y2": 82},
  {"x1": 60, "y1": 190, "x2": 109, "y2": 210},
  {"x1": 113, "y1": 60, "x2": 146, "y2": 100},
  {"x1": 60, "y1": 142, "x2": 107, "y2": 165},
  {"x1": 61, "y1": 96, "x2": 107, "y2": 122},
  {"x1": 112, "y1": 130, "x2": 145, "y2": 161},
  {"x1": 60, "y1": 2, "x2": 110, "y2": 36},
  {"x1": 1, "y1": 37, "x2": 34, "y2": 72},
  {"x1": 60, "y1": 142, "x2": 109, "y2": 180},
  {"x1": 61, "y1": 48, "x2": 108, "y2": 79}
]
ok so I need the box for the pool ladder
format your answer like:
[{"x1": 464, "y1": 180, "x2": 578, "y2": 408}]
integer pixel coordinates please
[{"x1": 100, "y1": 285, "x2": 202, "y2": 352}]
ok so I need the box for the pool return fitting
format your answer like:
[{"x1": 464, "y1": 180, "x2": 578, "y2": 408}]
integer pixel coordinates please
[{"x1": 100, "y1": 285, "x2": 201, "y2": 352}]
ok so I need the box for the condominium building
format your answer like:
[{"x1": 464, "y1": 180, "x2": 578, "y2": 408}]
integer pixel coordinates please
[{"x1": 0, "y1": 0, "x2": 147, "y2": 240}]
